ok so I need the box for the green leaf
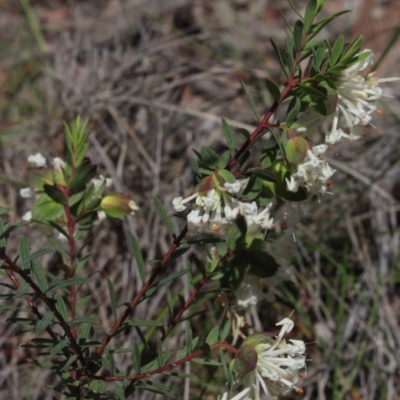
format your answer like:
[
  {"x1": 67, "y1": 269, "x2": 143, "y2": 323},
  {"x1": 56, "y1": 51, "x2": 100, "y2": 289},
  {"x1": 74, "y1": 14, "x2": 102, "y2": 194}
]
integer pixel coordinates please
[
  {"x1": 107, "y1": 278, "x2": 117, "y2": 321},
  {"x1": 264, "y1": 78, "x2": 281, "y2": 102},
  {"x1": 329, "y1": 34, "x2": 344, "y2": 66},
  {"x1": 31, "y1": 260, "x2": 49, "y2": 292},
  {"x1": 43, "y1": 184, "x2": 67, "y2": 206},
  {"x1": 307, "y1": 10, "x2": 350, "y2": 42},
  {"x1": 0, "y1": 206, "x2": 13, "y2": 216},
  {"x1": 166, "y1": 287, "x2": 174, "y2": 317},
  {"x1": 104, "y1": 349, "x2": 116, "y2": 375},
  {"x1": 157, "y1": 336, "x2": 164, "y2": 367},
  {"x1": 0, "y1": 221, "x2": 27, "y2": 241},
  {"x1": 67, "y1": 159, "x2": 97, "y2": 193},
  {"x1": 206, "y1": 326, "x2": 219, "y2": 346},
  {"x1": 192, "y1": 357, "x2": 222, "y2": 366},
  {"x1": 77, "y1": 322, "x2": 92, "y2": 343},
  {"x1": 35, "y1": 311, "x2": 54, "y2": 336},
  {"x1": 20, "y1": 248, "x2": 52, "y2": 269},
  {"x1": 0, "y1": 218, "x2": 6, "y2": 249},
  {"x1": 285, "y1": 137, "x2": 309, "y2": 164},
  {"x1": 133, "y1": 341, "x2": 141, "y2": 374},
  {"x1": 130, "y1": 233, "x2": 145, "y2": 283},
  {"x1": 155, "y1": 269, "x2": 189, "y2": 287},
  {"x1": 76, "y1": 253, "x2": 90, "y2": 274},
  {"x1": 186, "y1": 237, "x2": 225, "y2": 245},
  {"x1": 186, "y1": 322, "x2": 193, "y2": 354},
  {"x1": 250, "y1": 168, "x2": 279, "y2": 183},
  {"x1": 201, "y1": 147, "x2": 220, "y2": 169},
  {"x1": 125, "y1": 320, "x2": 163, "y2": 327},
  {"x1": 240, "y1": 79, "x2": 260, "y2": 121},
  {"x1": 68, "y1": 316, "x2": 99, "y2": 325},
  {"x1": 51, "y1": 338, "x2": 69, "y2": 357},
  {"x1": 220, "y1": 320, "x2": 231, "y2": 341},
  {"x1": 293, "y1": 20, "x2": 304, "y2": 51},
  {"x1": 304, "y1": 0, "x2": 317, "y2": 32},
  {"x1": 237, "y1": 128, "x2": 250, "y2": 140},
  {"x1": 270, "y1": 39, "x2": 288, "y2": 78},
  {"x1": 221, "y1": 119, "x2": 235, "y2": 156},
  {"x1": 46, "y1": 277, "x2": 89, "y2": 293},
  {"x1": 170, "y1": 244, "x2": 191, "y2": 260},
  {"x1": 32, "y1": 193, "x2": 64, "y2": 222},
  {"x1": 114, "y1": 383, "x2": 126, "y2": 400},
  {"x1": 285, "y1": 96, "x2": 302, "y2": 126},
  {"x1": 55, "y1": 294, "x2": 69, "y2": 321},
  {"x1": 152, "y1": 197, "x2": 175, "y2": 237},
  {"x1": 18, "y1": 236, "x2": 31, "y2": 271}
]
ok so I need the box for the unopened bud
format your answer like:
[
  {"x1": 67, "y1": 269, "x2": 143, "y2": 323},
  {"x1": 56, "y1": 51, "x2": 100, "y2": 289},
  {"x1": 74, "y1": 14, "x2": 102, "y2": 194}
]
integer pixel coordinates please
[{"x1": 100, "y1": 194, "x2": 139, "y2": 218}]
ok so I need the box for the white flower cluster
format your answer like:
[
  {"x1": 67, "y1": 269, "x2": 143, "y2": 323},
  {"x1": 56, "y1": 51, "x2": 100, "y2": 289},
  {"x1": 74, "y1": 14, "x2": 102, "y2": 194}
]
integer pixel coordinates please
[
  {"x1": 172, "y1": 179, "x2": 273, "y2": 232},
  {"x1": 285, "y1": 144, "x2": 335, "y2": 196},
  {"x1": 220, "y1": 317, "x2": 306, "y2": 400},
  {"x1": 287, "y1": 50, "x2": 398, "y2": 196}
]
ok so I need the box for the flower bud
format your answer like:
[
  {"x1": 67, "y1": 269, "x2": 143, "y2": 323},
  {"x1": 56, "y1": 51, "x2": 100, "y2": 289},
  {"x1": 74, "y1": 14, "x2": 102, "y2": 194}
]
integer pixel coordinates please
[{"x1": 100, "y1": 194, "x2": 139, "y2": 218}]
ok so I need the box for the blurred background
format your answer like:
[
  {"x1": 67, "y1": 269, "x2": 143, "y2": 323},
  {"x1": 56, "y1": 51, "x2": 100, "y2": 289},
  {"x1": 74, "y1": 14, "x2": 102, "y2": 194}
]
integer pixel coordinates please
[{"x1": 0, "y1": 0, "x2": 399, "y2": 399}]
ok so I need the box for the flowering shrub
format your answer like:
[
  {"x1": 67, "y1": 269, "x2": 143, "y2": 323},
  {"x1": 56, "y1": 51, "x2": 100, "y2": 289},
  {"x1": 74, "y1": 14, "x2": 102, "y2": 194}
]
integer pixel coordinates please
[{"x1": 0, "y1": 0, "x2": 398, "y2": 398}]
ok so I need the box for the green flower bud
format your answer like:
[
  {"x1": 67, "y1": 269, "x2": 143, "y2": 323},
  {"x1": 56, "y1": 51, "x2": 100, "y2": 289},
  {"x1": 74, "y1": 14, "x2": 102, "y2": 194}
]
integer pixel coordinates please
[{"x1": 100, "y1": 194, "x2": 139, "y2": 218}]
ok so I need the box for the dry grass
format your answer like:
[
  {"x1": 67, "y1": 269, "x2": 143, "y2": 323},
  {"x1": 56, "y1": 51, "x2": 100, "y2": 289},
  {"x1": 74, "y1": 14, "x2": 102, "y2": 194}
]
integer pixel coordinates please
[{"x1": 0, "y1": 0, "x2": 400, "y2": 399}]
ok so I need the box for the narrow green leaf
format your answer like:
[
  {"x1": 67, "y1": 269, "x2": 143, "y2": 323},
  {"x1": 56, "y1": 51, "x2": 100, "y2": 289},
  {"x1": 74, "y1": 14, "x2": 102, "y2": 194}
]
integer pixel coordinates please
[
  {"x1": 201, "y1": 147, "x2": 220, "y2": 169},
  {"x1": 270, "y1": 39, "x2": 288, "y2": 78},
  {"x1": 46, "y1": 277, "x2": 89, "y2": 293},
  {"x1": 31, "y1": 260, "x2": 49, "y2": 292},
  {"x1": 0, "y1": 218, "x2": 6, "y2": 249},
  {"x1": 293, "y1": 20, "x2": 304, "y2": 51},
  {"x1": 58, "y1": 355, "x2": 78, "y2": 372},
  {"x1": 43, "y1": 184, "x2": 67, "y2": 206},
  {"x1": 20, "y1": 249, "x2": 52, "y2": 268},
  {"x1": 133, "y1": 341, "x2": 141, "y2": 374},
  {"x1": 220, "y1": 320, "x2": 231, "y2": 341},
  {"x1": 125, "y1": 320, "x2": 163, "y2": 327},
  {"x1": 36, "y1": 312, "x2": 54, "y2": 336},
  {"x1": 45, "y1": 236, "x2": 69, "y2": 259},
  {"x1": 156, "y1": 268, "x2": 189, "y2": 287},
  {"x1": 264, "y1": 78, "x2": 281, "y2": 102},
  {"x1": 77, "y1": 322, "x2": 92, "y2": 343},
  {"x1": 51, "y1": 338, "x2": 69, "y2": 357},
  {"x1": 105, "y1": 349, "x2": 116, "y2": 375},
  {"x1": 170, "y1": 244, "x2": 191, "y2": 260},
  {"x1": 152, "y1": 197, "x2": 175, "y2": 237},
  {"x1": 0, "y1": 221, "x2": 27, "y2": 241},
  {"x1": 285, "y1": 97, "x2": 302, "y2": 126},
  {"x1": 114, "y1": 383, "x2": 126, "y2": 400},
  {"x1": 307, "y1": 10, "x2": 350, "y2": 41},
  {"x1": 186, "y1": 322, "x2": 193, "y2": 354},
  {"x1": 68, "y1": 316, "x2": 99, "y2": 325},
  {"x1": 240, "y1": 79, "x2": 260, "y2": 121},
  {"x1": 221, "y1": 119, "x2": 235, "y2": 156},
  {"x1": 329, "y1": 34, "x2": 344, "y2": 66},
  {"x1": 18, "y1": 236, "x2": 30, "y2": 271},
  {"x1": 157, "y1": 336, "x2": 163, "y2": 367},
  {"x1": 304, "y1": 0, "x2": 317, "y2": 33},
  {"x1": 130, "y1": 234, "x2": 145, "y2": 283},
  {"x1": 206, "y1": 326, "x2": 219, "y2": 346},
  {"x1": 14, "y1": 280, "x2": 30, "y2": 298},
  {"x1": 250, "y1": 168, "x2": 279, "y2": 183},
  {"x1": 166, "y1": 288, "x2": 174, "y2": 317},
  {"x1": 0, "y1": 206, "x2": 13, "y2": 216},
  {"x1": 107, "y1": 278, "x2": 117, "y2": 321},
  {"x1": 192, "y1": 357, "x2": 222, "y2": 366}
]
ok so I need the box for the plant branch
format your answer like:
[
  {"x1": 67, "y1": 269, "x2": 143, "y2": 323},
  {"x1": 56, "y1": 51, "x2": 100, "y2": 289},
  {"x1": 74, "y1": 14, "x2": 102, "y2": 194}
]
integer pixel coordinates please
[
  {"x1": 90, "y1": 341, "x2": 238, "y2": 382},
  {"x1": 0, "y1": 251, "x2": 87, "y2": 368}
]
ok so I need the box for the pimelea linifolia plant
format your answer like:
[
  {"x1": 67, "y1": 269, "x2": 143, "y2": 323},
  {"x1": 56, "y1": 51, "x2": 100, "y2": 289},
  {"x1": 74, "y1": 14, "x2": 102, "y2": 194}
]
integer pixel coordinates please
[{"x1": 0, "y1": 1, "x2": 398, "y2": 398}]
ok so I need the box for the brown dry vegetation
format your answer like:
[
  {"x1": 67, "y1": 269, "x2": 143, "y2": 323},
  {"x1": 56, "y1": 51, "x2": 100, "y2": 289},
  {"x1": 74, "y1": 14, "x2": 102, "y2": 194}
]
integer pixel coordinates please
[{"x1": 1, "y1": 0, "x2": 400, "y2": 399}]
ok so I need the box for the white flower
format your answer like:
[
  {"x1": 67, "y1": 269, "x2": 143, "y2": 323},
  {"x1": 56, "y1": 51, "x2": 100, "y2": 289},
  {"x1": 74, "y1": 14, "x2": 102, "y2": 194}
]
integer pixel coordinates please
[
  {"x1": 22, "y1": 211, "x2": 32, "y2": 222},
  {"x1": 92, "y1": 175, "x2": 113, "y2": 191},
  {"x1": 52, "y1": 157, "x2": 66, "y2": 172},
  {"x1": 326, "y1": 50, "x2": 399, "y2": 144},
  {"x1": 28, "y1": 153, "x2": 46, "y2": 168},
  {"x1": 20, "y1": 187, "x2": 33, "y2": 198},
  {"x1": 172, "y1": 178, "x2": 266, "y2": 231},
  {"x1": 225, "y1": 317, "x2": 306, "y2": 400},
  {"x1": 285, "y1": 145, "x2": 335, "y2": 195},
  {"x1": 235, "y1": 275, "x2": 265, "y2": 307}
]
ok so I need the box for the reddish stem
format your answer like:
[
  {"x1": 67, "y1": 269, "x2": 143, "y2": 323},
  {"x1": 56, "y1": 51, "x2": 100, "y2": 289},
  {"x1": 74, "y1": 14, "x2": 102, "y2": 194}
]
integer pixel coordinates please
[
  {"x1": 90, "y1": 341, "x2": 238, "y2": 382},
  {"x1": 95, "y1": 226, "x2": 189, "y2": 356},
  {"x1": 95, "y1": 62, "x2": 302, "y2": 356},
  {"x1": 0, "y1": 251, "x2": 86, "y2": 368}
]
